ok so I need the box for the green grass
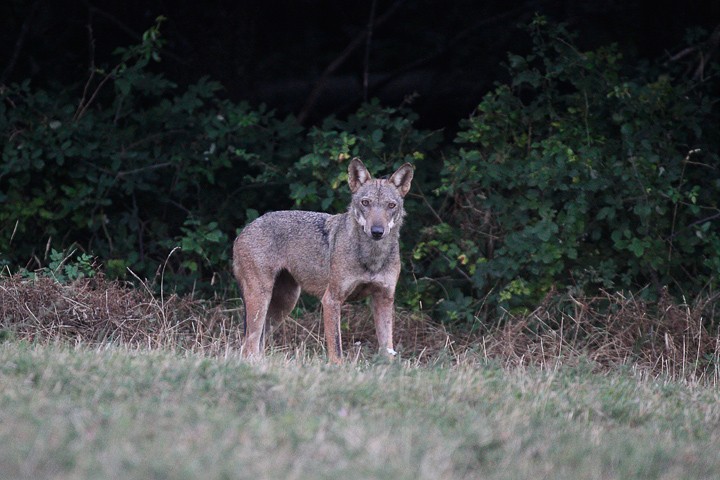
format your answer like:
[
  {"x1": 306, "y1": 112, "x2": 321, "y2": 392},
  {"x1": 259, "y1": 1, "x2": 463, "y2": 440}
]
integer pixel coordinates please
[{"x1": 1, "y1": 343, "x2": 718, "y2": 479}]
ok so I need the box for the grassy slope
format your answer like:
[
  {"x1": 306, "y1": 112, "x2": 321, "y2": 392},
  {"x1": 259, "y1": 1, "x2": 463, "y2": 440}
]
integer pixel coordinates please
[{"x1": 0, "y1": 343, "x2": 719, "y2": 480}]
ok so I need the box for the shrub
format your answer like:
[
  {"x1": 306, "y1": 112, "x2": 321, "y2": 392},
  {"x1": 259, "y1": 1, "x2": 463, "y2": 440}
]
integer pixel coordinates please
[
  {"x1": 0, "y1": 19, "x2": 304, "y2": 292},
  {"x1": 2, "y1": 17, "x2": 718, "y2": 330},
  {"x1": 286, "y1": 99, "x2": 442, "y2": 213},
  {"x1": 415, "y1": 16, "x2": 720, "y2": 323}
]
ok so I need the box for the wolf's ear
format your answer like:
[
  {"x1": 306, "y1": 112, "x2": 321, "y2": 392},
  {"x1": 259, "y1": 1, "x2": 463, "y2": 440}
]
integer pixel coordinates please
[
  {"x1": 348, "y1": 157, "x2": 372, "y2": 193},
  {"x1": 389, "y1": 163, "x2": 414, "y2": 197}
]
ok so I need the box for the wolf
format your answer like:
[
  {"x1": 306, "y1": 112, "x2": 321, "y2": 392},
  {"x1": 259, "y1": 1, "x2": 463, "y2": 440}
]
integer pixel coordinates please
[{"x1": 232, "y1": 158, "x2": 414, "y2": 363}]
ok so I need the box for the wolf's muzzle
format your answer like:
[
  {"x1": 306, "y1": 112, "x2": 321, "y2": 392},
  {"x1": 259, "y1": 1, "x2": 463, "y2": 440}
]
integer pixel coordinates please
[{"x1": 370, "y1": 226, "x2": 384, "y2": 240}]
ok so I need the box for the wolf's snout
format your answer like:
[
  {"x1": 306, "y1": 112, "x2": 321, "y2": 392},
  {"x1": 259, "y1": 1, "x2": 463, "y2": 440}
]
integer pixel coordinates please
[{"x1": 371, "y1": 226, "x2": 384, "y2": 239}]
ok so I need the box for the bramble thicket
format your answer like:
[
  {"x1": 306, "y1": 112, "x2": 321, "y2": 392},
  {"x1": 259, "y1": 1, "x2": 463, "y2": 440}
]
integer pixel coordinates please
[{"x1": 2, "y1": 17, "x2": 719, "y2": 327}]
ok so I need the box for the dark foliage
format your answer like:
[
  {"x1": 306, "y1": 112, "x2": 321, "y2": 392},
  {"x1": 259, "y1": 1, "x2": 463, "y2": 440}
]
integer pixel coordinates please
[{"x1": 2, "y1": 17, "x2": 719, "y2": 327}]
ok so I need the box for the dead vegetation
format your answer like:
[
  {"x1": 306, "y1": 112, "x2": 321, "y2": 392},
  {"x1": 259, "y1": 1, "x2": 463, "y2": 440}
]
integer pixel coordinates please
[
  {"x1": 478, "y1": 289, "x2": 720, "y2": 382},
  {"x1": 1, "y1": 274, "x2": 719, "y2": 381},
  {"x1": 0, "y1": 274, "x2": 242, "y2": 353}
]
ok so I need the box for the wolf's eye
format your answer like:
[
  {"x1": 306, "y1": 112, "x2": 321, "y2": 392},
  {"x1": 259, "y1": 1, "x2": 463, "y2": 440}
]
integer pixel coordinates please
[
  {"x1": 361, "y1": 199, "x2": 370, "y2": 207},
  {"x1": 388, "y1": 202, "x2": 396, "y2": 209}
]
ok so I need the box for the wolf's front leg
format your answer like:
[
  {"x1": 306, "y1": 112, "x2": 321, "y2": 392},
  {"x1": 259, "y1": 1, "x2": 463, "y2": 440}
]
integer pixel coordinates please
[
  {"x1": 372, "y1": 289, "x2": 396, "y2": 359},
  {"x1": 321, "y1": 289, "x2": 343, "y2": 364}
]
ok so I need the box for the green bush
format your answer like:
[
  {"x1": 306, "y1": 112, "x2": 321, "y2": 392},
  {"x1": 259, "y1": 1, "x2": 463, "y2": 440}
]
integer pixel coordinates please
[
  {"x1": 414, "y1": 17, "x2": 720, "y2": 322},
  {"x1": 2, "y1": 17, "x2": 718, "y2": 328},
  {"x1": 21, "y1": 248, "x2": 98, "y2": 284},
  {"x1": 0, "y1": 19, "x2": 304, "y2": 292},
  {"x1": 286, "y1": 99, "x2": 441, "y2": 212}
]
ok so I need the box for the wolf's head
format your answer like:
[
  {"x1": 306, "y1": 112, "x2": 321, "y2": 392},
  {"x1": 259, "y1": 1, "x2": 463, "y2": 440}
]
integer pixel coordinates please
[{"x1": 347, "y1": 158, "x2": 414, "y2": 241}]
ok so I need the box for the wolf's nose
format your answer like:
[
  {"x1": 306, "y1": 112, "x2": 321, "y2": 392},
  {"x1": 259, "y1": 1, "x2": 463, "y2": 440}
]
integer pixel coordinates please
[{"x1": 371, "y1": 226, "x2": 384, "y2": 239}]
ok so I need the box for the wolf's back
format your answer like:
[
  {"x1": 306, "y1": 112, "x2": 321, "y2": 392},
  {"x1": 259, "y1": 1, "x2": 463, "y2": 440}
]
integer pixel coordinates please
[{"x1": 234, "y1": 210, "x2": 336, "y2": 297}]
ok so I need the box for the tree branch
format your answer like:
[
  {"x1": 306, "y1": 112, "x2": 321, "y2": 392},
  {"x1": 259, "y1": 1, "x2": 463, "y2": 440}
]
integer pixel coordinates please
[
  {"x1": 82, "y1": 1, "x2": 187, "y2": 65},
  {"x1": 1, "y1": 0, "x2": 42, "y2": 84},
  {"x1": 363, "y1": 0, "x2": 379, "y2": 103},
  {"x1": 367, "y1": 2, "x2": 540, "y2": 97},
  {"x1": 74, "y1": 19, "x2": 99, "y2": 122},
  {"x1": 297, "y1": 0, "x2": 405, "y2": 124}
]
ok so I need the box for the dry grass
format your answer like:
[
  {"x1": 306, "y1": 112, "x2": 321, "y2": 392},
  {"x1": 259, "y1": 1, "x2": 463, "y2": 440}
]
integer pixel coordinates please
[
  {"x1": 0, "y1": 274, "x2": 454, "y2": 361},
  {"x1": 0, "y1": 274, "x2": 241, "y2": 353},
  {"x1": 1, "y1": 274, "x2": 719, "y2": 382},
  {"x1": 480, "y1": 289, "x2": 720, "y2": 382}
]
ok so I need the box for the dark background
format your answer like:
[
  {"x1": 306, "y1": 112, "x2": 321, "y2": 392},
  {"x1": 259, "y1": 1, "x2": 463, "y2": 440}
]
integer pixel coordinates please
[{"x1": 2, "y1": 0, "x2": 718, "y2": 129}]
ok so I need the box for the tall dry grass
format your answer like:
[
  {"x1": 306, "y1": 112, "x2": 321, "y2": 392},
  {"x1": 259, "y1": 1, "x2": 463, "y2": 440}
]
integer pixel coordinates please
[
  {"x1": 1, "y1": 274, "x2": 718, "y2": 382},
  {"x1": 478, "y1": 289, "x2": 720, "y2": 382}
]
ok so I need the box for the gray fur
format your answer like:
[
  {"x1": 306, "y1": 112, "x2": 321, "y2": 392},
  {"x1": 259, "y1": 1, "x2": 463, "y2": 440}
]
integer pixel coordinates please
[{"x1": 233, "y1": 158, "x2": 414, "y2": 363}]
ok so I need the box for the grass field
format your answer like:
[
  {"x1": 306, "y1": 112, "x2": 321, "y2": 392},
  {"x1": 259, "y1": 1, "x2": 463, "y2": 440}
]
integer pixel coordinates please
[{"x1": 1, "y1": 342, "x2": 719, "y2": 480}]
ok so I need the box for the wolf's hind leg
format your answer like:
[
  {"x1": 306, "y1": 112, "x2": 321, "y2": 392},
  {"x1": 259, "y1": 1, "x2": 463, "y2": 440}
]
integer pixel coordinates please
[
  {"x1": 240, "y1": 275, "x2": 274, "y2": 358},
  {"x1": 266, "y1": 270, "x2": 301, "y2": 337}
]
